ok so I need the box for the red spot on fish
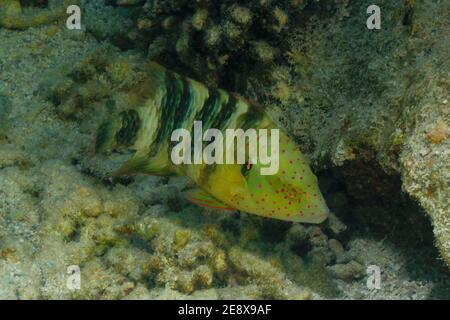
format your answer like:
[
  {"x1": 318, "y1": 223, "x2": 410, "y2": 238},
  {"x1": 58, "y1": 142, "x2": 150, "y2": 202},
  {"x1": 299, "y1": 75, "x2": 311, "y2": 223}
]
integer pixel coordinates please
[
  {"x1": 289, "y1": 160, "x2": 293, "y2": 164},
  {"x1": 307, "y1": 205, "x2": 311, "y2": 209},
  {"x1": 281, "y1": 188, "x2": 285, "y2": 193}
]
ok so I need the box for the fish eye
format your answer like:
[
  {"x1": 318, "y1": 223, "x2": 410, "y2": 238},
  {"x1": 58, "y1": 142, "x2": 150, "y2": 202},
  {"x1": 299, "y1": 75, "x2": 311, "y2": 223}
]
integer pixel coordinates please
[{"x1": 241, "y1": 161, "x2": 253, "y2": 177}]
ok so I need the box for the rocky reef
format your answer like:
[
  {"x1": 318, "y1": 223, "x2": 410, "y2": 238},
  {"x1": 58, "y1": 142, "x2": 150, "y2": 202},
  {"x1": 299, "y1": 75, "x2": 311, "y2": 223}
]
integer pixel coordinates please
[
  {"x1": 0, "y1": 0, "x2": 449, "y2": 299},
  {"x1": 106, "y1": 0, "x2": 450, "y2": 268}
]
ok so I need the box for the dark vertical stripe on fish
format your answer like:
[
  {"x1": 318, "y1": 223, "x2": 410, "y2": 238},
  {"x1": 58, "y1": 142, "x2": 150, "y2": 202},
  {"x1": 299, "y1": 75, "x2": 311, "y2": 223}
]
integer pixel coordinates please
[
  {"x1": 195, "y1": 87, "x2": 220, "y2": 130},
  {"x1": 211, "y1": 94, "x2": 237, "y2": 131},
  {"x1": 174, "y1": 76, "x2": 192, "y2": 129},
  {"x1": 115, "y1": 109, "x2": 141, "y2": 146},
  {"x1": 154, "y1": 71, "x2": 191, "y2": 147}
]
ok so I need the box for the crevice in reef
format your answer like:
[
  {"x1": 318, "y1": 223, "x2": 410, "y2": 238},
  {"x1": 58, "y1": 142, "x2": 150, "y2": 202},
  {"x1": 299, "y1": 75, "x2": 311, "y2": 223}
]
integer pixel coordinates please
[
  {"x1": 315, "y1": 161, "x2": 450, "y2": 298},
  {"x1": 319, "y1": 160, "x2": 435, "y2": 247}
]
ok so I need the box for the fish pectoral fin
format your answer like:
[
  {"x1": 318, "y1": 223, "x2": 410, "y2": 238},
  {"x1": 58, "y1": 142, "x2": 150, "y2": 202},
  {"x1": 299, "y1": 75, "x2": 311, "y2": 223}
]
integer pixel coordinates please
[{"x1": 186, "y1": 189, "x2": 235, "y2": 211}]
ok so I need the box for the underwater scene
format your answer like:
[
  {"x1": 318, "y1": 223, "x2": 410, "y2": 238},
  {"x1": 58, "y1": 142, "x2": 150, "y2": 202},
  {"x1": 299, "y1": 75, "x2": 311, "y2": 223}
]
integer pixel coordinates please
[{"x1": 0, "y1": 0, "x2": 449, "y2": 300}]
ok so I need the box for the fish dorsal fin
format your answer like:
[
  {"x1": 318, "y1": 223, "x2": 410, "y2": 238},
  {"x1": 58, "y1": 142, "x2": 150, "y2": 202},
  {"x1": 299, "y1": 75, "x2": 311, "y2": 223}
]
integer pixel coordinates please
[
  {"x1": 186, "y1": 188, "x2": 235, "y2": 211},
  {"x1": 113, "y1": 151, "x2": 174, "y2": 177}
]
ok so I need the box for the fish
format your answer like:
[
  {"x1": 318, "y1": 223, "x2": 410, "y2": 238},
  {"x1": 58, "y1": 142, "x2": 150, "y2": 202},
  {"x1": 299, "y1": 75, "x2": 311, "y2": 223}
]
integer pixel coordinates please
[{"x1": 95, "y1": 61, "x2": 329, "y2": 223}]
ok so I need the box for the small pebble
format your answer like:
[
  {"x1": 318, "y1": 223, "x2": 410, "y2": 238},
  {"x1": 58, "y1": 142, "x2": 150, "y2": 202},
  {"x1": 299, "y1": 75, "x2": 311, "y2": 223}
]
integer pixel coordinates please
[{"x1": 328, "y1": 238, "x2": 345, "y2": 257}]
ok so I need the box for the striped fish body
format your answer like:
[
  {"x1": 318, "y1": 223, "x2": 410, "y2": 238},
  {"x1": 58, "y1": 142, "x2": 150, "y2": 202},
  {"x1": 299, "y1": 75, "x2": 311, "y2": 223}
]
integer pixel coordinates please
[{"x1": 96, "y1": 62, "x2": 329, "y2": 223}]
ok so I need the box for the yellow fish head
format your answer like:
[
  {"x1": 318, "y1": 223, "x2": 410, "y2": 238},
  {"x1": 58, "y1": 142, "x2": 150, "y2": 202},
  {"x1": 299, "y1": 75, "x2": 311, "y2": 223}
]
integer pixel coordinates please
[{"x1": 207, "y1": 133, "x2": 329, "y2": 224}]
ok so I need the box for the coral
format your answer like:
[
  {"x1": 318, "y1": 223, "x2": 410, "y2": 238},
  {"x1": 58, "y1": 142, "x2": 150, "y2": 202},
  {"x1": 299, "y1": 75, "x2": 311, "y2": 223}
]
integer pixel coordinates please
[
  {"x1": 1, "y1": 0, "x2": 450, "y2": 300},
  {"x1": 112, "y1": 0, "x2": 316, "y2": 88},
  {"x1": 0, "y1": 160, "x2": 340, "y2": 299},
  {"x1": 77, "y1": 0, "x2": 135, "y2": 45},
  {"x1": 0, "y1": 156, "x2": 341, "y2": 299}
]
